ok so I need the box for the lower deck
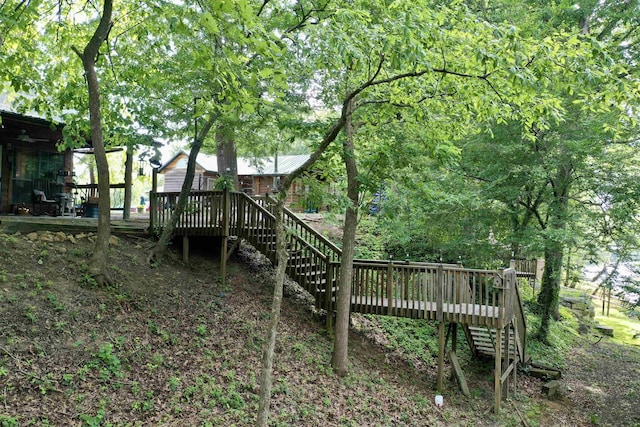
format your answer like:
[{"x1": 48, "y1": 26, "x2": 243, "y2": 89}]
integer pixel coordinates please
[{"x1": 350, "y1": 295, "x2": 500, "y2": 326}]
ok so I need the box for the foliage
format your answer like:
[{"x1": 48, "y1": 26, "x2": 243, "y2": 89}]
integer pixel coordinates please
[
  {"x1": 525, "y1": 305, "x2": 579, "y2": 369},
  {"x1": 213, "y1": 175, "x2": 236, "y2": 191},
  {"x1": 354, "y1": 215, "x2": 386, "y2": 260},
  {"x1": 369, "y1": 315, "x2": 441, "y2": 367}
]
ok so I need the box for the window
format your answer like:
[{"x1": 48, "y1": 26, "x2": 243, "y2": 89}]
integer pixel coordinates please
[{"x1": 13, "y1": 150, "x2": 64, "y2": 181}]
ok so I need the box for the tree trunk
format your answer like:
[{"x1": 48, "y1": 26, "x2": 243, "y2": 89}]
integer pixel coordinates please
[
  {"x1": 73, "y1": 0, "x2": 113, "y2": 287},
  {"x1": 148, "y1": 115, "x2": 215, "y2": 263},
  {"x1": 216, "y1": 125, "x2": 239, "y2": 190},
  {"x1": 536, "y1": 164, "x2": 571, "y2": 342},
  {"x1": 537, "y1": 240, "x2": 563, "y2": 341},
  {"x1": 89, "y1": 162, "x2": 96, "y2": 185},
  {"x1": 123, "y1": 144, "x2": 133, "y2": 220},
  {"x1": 256, "y1": 196, "x2": 287, "y2": 427},
  {"x1": 333, "y1": 97, "x2": 357, "y2": 377},
  {"x1": 256, "y1": 102, "x2": 349, "y2": 426}
]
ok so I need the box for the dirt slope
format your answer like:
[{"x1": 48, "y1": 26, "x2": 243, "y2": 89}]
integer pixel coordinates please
[{"x1": 0, "y1": 230, "x2": 638, "y2": 426}]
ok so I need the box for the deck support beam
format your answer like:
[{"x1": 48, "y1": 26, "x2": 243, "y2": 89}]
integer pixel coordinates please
[
  {"x1": 494, "y1": 327, "x2": 502, "y2": 415},
  {"x1": 437, "y1": 321, "x2": 445, "y2": 392},
  {"x1": 448, "y1": 350, "x2": 470, "y2": 396},
  {"x1": 182, "y1": 236, "x2": 189, "y2": 263},
  {"x1": 221, "y1": 236, "x2": 228, "y2": 287},
  {"x1": 220, "y1": 187, "x2": 230, "y2": 288},
  {"x1": 226, "y1": 237, "x2": 241, "y2": 262}
]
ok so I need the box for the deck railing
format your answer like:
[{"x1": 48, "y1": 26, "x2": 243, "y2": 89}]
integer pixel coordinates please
[
  {"x1": 346, "y1": 260, "x2": 515, "y2": 328},
  {"x1": 255, "y1": 195, "x2": 342, "y2": 263},
  {"x1": 151, "y1": 191, "x2": 228, "y2": 235},
  {"x1": 511, "y1": 258, "x2": 537, "y2": 278},
  {"x1": 151, "y1": 190, "x2": 525, "y2": 336}
]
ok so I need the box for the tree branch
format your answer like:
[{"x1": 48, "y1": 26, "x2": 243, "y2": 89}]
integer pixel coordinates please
[
  {"x1": 257, "y1": 0, "x2": 270, "y2": 17},
  {"x1": 285, "y1": 0, "x2": 332, "y2": 33},
  {"x1": 356, "y1": 90, "x2": 456, "y2": 109}
]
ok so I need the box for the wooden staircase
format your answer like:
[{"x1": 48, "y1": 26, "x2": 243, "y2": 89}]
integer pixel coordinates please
[
  {"x1": 463, "y1": 277, "x2": 527, "y2": 365},
  {"x1": 466, "y1": 326, "x2": 518, "y2": 358},
  {"x1": 151, "y1": 189, "x2": 528, "y2": 414}
]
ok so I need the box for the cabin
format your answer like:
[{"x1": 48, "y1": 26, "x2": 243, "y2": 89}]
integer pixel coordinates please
[
  {"x1": 0, "y1": 110, "x2": 75, "y2": 215},
  {"x1": 157, "y1": 151, "x2": 311, "y2": 209}
]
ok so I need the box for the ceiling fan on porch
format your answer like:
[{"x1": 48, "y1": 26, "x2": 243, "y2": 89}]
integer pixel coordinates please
[{"x1": 14, "y1": 129, "x2": 50, "y2": 143}]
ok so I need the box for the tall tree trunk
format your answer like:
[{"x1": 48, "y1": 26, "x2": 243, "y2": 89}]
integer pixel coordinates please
[
  {"x1": 333, "y1": 97, "x2": 357, "y2": 377},
  {"x1": 216, "y1": 125, "x2": 239, "y2": 190},
  {"x1": 73, "y1": 0, "x2": 113, "y2": 287},
  {"x1": 123, "y1": 144, "x2": 133, "y2": 220},
  {"x1": 257, "y1": 196, "x2": 287, "y2": 427},
  {"x1": 537, "y1": 239, "x2": 563, "y2": 341},
  {"x1": 148, "y1": 115, "x2": 215, "y2": 263},
  {"x1": 256, "y1": 107, "x2": 348, "y2": 426},
  {"x1": 536, "y1": 164, "x2": 571, "y2": 342}
]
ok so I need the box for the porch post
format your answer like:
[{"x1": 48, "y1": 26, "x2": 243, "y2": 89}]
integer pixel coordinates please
[
  {"x1": 220, "y1": 187, "x2": 230, "y2": 287},
  {"x1": 149, "y1": 168, "x2": 158, "y2": 235},
  {"x1": 123, "y1": 145, "x2": 133, "y2": 220}
]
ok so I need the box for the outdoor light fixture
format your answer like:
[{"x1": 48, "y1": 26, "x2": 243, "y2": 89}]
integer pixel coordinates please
[{"x1": 149, "y1": 155, "x2": 161, "y2": 169}]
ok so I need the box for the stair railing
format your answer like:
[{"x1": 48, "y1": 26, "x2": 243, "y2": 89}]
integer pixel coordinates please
[
  {"x1": 259, "y1": 195, "x2": 342, "y2": 263},
  {"x1": 512, "y1": 278, "x2": 527, "y2": 363},
  {"x1": 151, "y1": 190, "x2": 526, "y2": 353}
]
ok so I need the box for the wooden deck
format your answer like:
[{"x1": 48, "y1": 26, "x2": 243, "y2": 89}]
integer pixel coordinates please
[
  {"x1": 0, "y1": 213, "x2": 149, "y2": 235},
  {"x1": 149, "y1": 190, "x2": 527, "y2": 327},
  {"x1": 150, "y1": 189, "x2": 528, "y2": 413},
  {"x1": 351, "y1": 296, "x2": 499, "y2": 320}
]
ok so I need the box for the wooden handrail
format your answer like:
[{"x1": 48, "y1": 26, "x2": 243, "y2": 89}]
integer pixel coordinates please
[
  {"x1": 150, "y1": 190, "x2": 527, "y2": 340},
  {"x1": 512, "y1": 275, "x2": 527, "y2": 362},
  {"x1": 260, "y1": 194, "x2": 342, "y2": 262}
]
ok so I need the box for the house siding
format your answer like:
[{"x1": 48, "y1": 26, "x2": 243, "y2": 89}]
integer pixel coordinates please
[{"x1": 158, "y1": 152, "x2": 308, "y2": 210}]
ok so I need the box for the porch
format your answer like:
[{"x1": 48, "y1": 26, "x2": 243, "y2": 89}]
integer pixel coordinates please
[
  {"x1": 0, "y1": 109, "x2": 74, "y2": 215},
  {"x1": 0, "y1": 210, "x2": 149, "y2": 235}
]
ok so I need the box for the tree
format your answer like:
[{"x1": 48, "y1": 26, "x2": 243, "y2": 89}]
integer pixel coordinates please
[
  {"x1": 71, "y1": 0, "x2": 114, "y2": 285},
  {"x1": 138, "y1": 0, "x2": 297, "y2": 261},
  {"x1": 365, "y1": 0, "x2": 640, "y2": 343},
  {"x1": 1, "y1": 0, "x2": 164, "y2": 283},
  {"x1": 308, "y1": 0, "x2": 631, "y2": 367}
]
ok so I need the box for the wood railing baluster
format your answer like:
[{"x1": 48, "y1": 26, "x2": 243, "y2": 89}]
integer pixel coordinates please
[{"x1": 150, "y1": 190, "x2": 526, "y2": 368}]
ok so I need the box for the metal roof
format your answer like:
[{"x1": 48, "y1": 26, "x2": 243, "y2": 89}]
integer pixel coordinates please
[{"x1": 160, "y1": 151, "x2": 309, "y2": 176}]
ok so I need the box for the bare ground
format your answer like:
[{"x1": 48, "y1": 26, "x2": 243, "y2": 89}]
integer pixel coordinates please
[{"x1": 0, "y1": 230, "x2": 639, "y2": 426}]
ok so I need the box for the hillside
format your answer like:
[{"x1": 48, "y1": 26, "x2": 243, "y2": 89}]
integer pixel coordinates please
[{"x1": 0, "y1": 230, "x2": 639, "y2": 426}]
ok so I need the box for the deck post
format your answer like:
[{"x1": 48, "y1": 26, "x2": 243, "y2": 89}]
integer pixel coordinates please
[
  {"x1": 183, "y1": 236, "x2": 189, "y2": 263},
  {"x1": 325, "y1": 261, "x2": 335, "y2": 332},
  {"x1": 436, "y1": 264, "x2": 443, "y2": 321},
  {"x1": 435, "y1": 263, "x2": 445, "y2": 391},
  {"x1": 386, "y1": 257, "x2": 393, "y2": 316},
  {"x1": 220, "y1": 187, "x2": 230, "y2": 287},
  {"x1": 512, "y1": 323, "x2": 517, "y2": 396},
  {"x1": 149, "y1": 168, "x2": 158, "y2": 235},
  {"x1": 503, "y1": 323, "x2": 510, "y2": 399},
  {"x1": 451, "y1": 323, "x2": 458, "y2": 353},
  {"x1": 494, "y1": 327, "x2": 502, "y2": 415},
  {"x1": 437, "y1": 320, "x2": 445, "y2": 392}
]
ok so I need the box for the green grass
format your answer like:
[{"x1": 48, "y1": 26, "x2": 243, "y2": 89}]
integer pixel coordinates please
[
  {"x1": 369, "y1": 315, "x2": 440, "y2": 366},
  {"x1": 525, "y1": 303, "x2": 580, "y2": 369},
  {"x1": 595, "y1": 307, "x2": 640, "y2": 345}
]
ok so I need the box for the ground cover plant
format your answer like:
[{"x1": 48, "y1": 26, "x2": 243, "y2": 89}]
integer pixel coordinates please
[{"x1": 0, "y1": 230, "x2": 639, "y2": 426}]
